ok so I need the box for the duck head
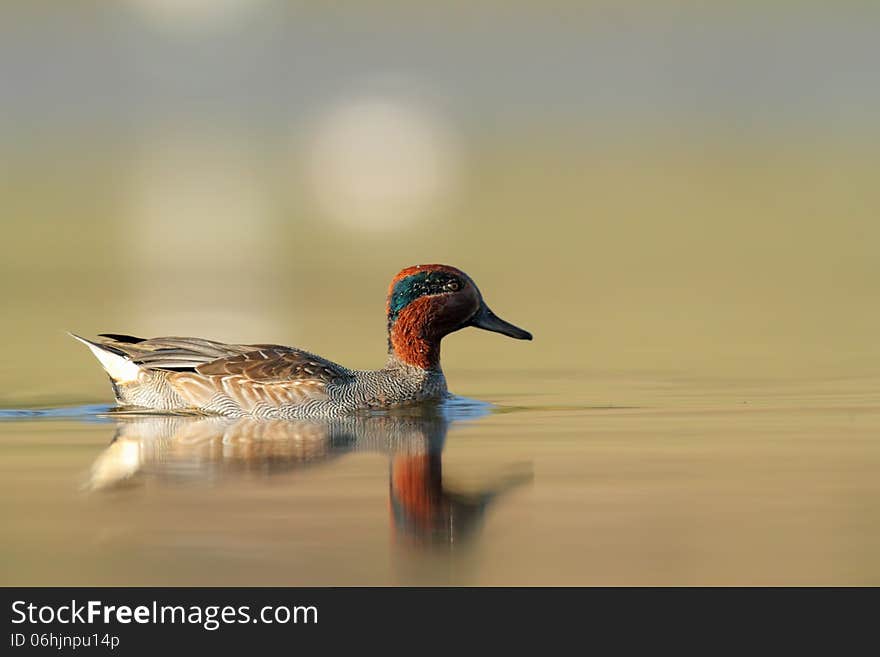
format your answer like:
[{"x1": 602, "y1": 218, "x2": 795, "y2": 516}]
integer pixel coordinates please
[{"x1": 386, "y1": 264, "x2": 532, "y2": 370}]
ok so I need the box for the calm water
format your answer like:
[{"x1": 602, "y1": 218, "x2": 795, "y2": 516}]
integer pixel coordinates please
[{"x1": 2, "y1": 371, "x2": 879, "y2": 586}]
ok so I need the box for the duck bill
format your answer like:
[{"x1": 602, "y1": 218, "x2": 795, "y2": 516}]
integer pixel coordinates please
[{"x1": 470, "y1": 304, "x2": 533, "y2": 340}]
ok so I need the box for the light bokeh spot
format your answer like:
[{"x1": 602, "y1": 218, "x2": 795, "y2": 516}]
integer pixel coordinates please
[
  {"x1": 305, "y1": 96, "x2": 461, "y2": 232},
  {"x1": 127, "y1": 0, "x2": 263, "y2": 32}
]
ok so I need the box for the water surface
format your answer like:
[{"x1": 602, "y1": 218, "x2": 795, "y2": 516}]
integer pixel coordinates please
[{"x1": 3, "y1": 372, "x2": 878, "y2": 586}]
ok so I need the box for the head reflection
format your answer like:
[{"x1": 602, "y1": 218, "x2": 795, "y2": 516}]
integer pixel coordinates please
[{"x1": 88, "y1": 404, "x2": 529, "y2": 550}]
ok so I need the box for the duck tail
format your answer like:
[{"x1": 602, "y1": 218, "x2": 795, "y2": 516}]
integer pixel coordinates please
[{"x1": 69, "y1": 333, "x2": 143, "y2": 384}]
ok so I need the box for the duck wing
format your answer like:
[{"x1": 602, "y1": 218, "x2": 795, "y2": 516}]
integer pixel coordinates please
[
  {"x1": 193, "y1": 347, "x2": 350, "y2": 384},
  {"x1": 170, "y1": 345, "x2": 353, "y2": 413},
  {"x1": 87, "y1": 334, "x2": 353, "y2": 413},
  {"x1": 94, "y1": 334, "x2": 256, "y2": 371}
]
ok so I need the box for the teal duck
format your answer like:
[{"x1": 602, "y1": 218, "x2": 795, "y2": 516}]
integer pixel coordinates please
[{"x1": 72, "y1": 264, "x2": 532, "y2": 418}]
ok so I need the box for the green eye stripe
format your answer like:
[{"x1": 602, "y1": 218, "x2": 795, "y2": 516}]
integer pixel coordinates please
[{"x1": 388, "y1": 272, "x2": 460, "y2": 323}]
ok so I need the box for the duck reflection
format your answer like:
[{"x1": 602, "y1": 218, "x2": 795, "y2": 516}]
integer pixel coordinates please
[{"x1": 87, "y1": 403, "x2": 530, "y2": 550}]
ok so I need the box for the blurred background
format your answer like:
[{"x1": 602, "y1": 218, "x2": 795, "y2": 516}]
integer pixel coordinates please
[{"x1": 2, "y1": 1, "x2": 880, "y2": 399}]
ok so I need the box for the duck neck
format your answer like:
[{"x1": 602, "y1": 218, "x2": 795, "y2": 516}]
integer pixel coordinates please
[{"x1": 387, "y1": 313, "x2": 443, "y2": 372}]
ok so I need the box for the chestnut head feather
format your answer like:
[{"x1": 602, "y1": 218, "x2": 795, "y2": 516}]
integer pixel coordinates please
[{"x1": 386, "y1": 264, "x2": 532, "y2": 370}]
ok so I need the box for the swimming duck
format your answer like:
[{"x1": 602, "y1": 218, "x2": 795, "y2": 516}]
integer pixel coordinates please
[{"x1": 72, "y1": 264, "x2": 532, "y2": 418}]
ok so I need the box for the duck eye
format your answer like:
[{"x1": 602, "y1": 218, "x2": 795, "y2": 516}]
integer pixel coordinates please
[{"x1": 445, "y1": 280, "x2": 461, "y2": 292}]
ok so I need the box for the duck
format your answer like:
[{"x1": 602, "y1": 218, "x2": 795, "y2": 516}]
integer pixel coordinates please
[{"x1": 72, "y1": 264, "x2": 532, "y2": 418}]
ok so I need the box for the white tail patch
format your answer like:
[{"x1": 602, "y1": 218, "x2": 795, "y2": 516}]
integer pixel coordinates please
[{"x1": 70, "y1": 334, "x2": 142, "y2": 383}]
